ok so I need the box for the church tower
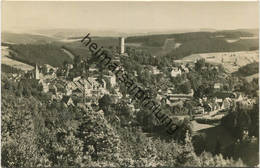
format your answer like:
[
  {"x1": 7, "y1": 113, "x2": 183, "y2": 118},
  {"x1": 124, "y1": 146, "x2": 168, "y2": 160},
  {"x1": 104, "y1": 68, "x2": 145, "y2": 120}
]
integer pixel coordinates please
[{"x1": 35, "y1": 64, "x2": 40, "y2": 79}]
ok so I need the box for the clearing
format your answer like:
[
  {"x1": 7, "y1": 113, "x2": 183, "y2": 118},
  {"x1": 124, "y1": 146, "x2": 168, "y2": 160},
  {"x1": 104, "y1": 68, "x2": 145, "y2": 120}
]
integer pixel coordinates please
[
  {"x1": 1, "y1": 46, "x2": 34, "y2": 72},
  {"x1": 177, "y1": 50, "x2": 259, "y2": 73}
]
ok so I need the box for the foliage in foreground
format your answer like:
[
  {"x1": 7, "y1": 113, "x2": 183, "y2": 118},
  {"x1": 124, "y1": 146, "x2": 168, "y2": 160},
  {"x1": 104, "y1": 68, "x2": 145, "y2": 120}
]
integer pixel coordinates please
[{"x1": 1, "y1": 79, "x2": 246, "y2": 167}]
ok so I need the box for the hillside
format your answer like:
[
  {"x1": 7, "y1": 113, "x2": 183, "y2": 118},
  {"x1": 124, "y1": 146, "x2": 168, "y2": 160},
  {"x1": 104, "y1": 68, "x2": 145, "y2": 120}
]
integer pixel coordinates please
[
  {"x1": 125, "y1": 30, "x2": 259, "y2": 57},
  {"x1": 1, "y1": 72, "x2": 247, "y2": 167},
  {"x1": 1, "y1": 46, "x2": 34, "y2": 71},
  {"x1": 177, "y1": 50, "x2": 259, "y2": 73},
  {"x1": 245, "y1": 73, "x2": 259, "y2": 82},
  {"x1": 8, "y1": 44, "x2": 73, "y2": 67},
  {"x1": 2, "y1": 32, "x2": 56, "y2": 44},
  {"x1": 3, "y1": 30, "x2": 258, "y2": 65},
  {"x1": 233, "y1": 62, "x2": 259, "y2": 77}
]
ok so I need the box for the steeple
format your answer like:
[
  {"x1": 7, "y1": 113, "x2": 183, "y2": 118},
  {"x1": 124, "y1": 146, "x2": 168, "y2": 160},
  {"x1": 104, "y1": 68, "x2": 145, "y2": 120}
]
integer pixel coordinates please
[{"x1": 35, "y1": 64, "x2": 40, "y2": 79}]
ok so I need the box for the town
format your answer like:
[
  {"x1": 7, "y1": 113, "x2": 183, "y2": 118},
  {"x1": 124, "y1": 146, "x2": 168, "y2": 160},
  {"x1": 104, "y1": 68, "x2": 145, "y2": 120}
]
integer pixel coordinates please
[
  {"x1": 2, "y1": 32, "x2": 259, "y2": 166},
  {"x1": 4, "y1": 36, "x2": 257, "y2": 122},
  {"x1": 1, "y1": 1, "x2": 259, "y2": 167}
]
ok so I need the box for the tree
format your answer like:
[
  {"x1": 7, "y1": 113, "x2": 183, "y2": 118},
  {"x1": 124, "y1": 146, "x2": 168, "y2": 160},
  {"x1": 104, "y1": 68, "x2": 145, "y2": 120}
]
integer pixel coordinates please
[
  {"x1": 63, "y1": 60, "x2": 69, "y2": 67},
  {"x1": 179, "y1": 82, "x2": 191, "y2": 94},
  {"x1": 98, "y1": 94, "x2": 113, "y2": 112},
  {"x1": 73, "y1": 55, "x2": 81, "y2": 67},
  {"x1": 195, "y1": 59, "x2": 206, "y2": 72},
  {"x1": 77, "y1": 108, "x2": 121, "y2": 164},
  {"x1": 214, "y1": 138, "x2": 221, "y2": 155},
  {"x1": 1, "y1": 94, "x2": 49, "y2": 167}
]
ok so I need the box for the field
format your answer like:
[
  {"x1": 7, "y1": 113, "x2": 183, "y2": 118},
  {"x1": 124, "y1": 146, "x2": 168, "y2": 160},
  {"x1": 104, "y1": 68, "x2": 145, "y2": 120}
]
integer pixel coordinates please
[
  {"x1": 192, "y1": 120, "x2": 215, "y2": 132},
  {"x1": 245, "y1": 73, "x2": 259, "y2": 82},
  {"x1": 1, "y1": 46, "x2": 34, "y2": 72},
  {"x1": 125, "y1": 30, "x2": 258, "y2": 58},
  {"x1": 178, "y1": 50, "x2": 259, "y2": 73}
]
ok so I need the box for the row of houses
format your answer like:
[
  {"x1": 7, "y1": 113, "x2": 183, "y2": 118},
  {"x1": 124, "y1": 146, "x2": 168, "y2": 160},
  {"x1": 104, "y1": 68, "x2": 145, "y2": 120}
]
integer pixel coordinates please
[
  {"x1": 197, "y1": 93, "x2": 256, "y2": 115},
  {"x1": 170, "y1": 65, "x2": 190, "y2": 77},
  {"x1": 143, "y1": 64, "x2": 190, "y2": 77}
]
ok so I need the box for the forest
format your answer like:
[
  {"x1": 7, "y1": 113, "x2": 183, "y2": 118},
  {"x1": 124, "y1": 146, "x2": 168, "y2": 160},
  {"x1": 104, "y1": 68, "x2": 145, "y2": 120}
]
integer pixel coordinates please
[
  {"x1": 8, "y1": 44, "x2": 73, "y2": 67},
  {"x1": 234, "y1": 62, "x2": 259, "y2": 77},
  {"x1": 126, "y1": 30, "x2": 259, "y2": 58}
]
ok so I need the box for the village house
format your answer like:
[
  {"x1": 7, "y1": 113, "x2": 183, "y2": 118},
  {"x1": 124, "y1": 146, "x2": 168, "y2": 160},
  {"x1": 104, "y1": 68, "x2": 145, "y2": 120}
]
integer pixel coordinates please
[
  {"x1": 72, "y1": 88, "x2": 83, "y2": 96},
  {"x1": 89, "y1": 67, "x2": 98, "y2": 73},
  {"x1": 104, "y1": 75, "x2": 116, "y2": 87},
  {"x1": 56, "y1": 83, "x2": 66, "y2": 93},
  {"x1": 49, "y1": 84, "x2": 57, "y2": 95},
  {"x1": 73, "y1": 76, "x2": 81, "y2": 82},
  {"x1": 42, "y1": 64, "x2": 55, "y2": 74},
  {"x1": 152, "y1": 66, "x2": 161, "y2": 75},
  {"x1": 77, "y1": 102, "x2": 86, "y2": 108},
  {"x1": 179, "y1": 64, "x2": 189, "y2": 73},
  {"x1": 38, "y1": 79, "x2": 49, "y2": 93},
  {"x1": 234, "y1": 93, "x2": 244, "y2": 101},
  {"x1": 221, "y1": 97, "x2": 232, "y2": 109},
  {"x1": 62, "y1": 96, "x2": 75, "y2": 107},
  {"x1": 194, "y1": 106, "x2": 205, "y2": 115},
  {"x1": 65, "y1": 85, "x2": 72, "y2": 96},
  {"x1": 214, "y1": 83, "x2": 222, "y2": 90},
  {"x1": 67, "y1": 64, "x2": 73, "y2": 70},
  {"x1": 199, "y1": 98, "x2": 203, "y2": 106},
  {"x1": 167, "y1": 89, "x2": 194, "y2": 101},
  {"x1": 12, "y1": 73, "x2": 23, "y2": 81},
  {"x1": 211, "y1": 101, "x2": 221, "y2": 111},
  {"x1": 171, "y1": 67, "x2": 182, "y2": 77},
  {"x1": 133, "y1": 71, "x2": 138, "y2": 77},
  {"x1": 114, "y1": 87, "x2": 123, "y2": 99}
]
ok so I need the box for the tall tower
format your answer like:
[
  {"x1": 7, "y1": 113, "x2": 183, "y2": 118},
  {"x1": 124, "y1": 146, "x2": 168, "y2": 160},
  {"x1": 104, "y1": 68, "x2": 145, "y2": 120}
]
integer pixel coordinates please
[
  {"x1": 35, "y1": 64, "x2": 40, "y2": 79},
  {"x1": 119, "y1": 37, "x2": 125, "y2": 54}
]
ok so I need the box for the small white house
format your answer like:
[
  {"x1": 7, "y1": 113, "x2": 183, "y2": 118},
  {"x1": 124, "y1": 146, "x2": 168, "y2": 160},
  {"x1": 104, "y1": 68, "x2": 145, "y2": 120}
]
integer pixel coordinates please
[{"x1": 171, "y1": 67, "x2": 182, "y2": 77}]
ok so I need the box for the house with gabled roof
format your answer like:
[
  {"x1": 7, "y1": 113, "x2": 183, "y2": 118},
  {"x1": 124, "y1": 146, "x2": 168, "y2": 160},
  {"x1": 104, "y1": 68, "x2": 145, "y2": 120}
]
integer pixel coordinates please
[
  {"x1": 62, "y1": 96, "x2": 75, "y2": 107},
  {"x1": 49, "y1": 84, "x2": 57, "y2": 95},
  {"x1": 171, "y1": 67, "x2": 182, "y2": 77},
  {"x1": 73, "y1": 76, "x2": 81, "y2": 82}
]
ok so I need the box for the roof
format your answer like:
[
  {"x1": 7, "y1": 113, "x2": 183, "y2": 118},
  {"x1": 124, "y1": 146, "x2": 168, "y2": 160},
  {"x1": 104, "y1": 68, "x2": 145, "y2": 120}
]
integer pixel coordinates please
[
  {"x1": 73, "y1": 76, "x2": 81, "y2": 82},
  {"x1": 213, "y1": 92, "x2": 236, "y2": 99},
  {"x1": 49, "y1": 84, "x2": 57, "y2": 90},
  {"x1": 56, "y1": 83, "x2": 64, "y2": 89},
  {"x1": 62, "y1": 96, "x2": 72, "y2": 103},
  {"x1": 44, "y1": 64, "x2": 54, "y2": 69},
  {"x1": 214, "y1": 83, "x2": 222, "y2": 88}
]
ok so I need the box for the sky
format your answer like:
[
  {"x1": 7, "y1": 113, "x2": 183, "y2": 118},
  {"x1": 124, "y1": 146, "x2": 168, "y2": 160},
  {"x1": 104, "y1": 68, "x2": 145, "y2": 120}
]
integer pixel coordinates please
[{"x1": 2, "y1": 1, "x2": 259, "y2": 33}]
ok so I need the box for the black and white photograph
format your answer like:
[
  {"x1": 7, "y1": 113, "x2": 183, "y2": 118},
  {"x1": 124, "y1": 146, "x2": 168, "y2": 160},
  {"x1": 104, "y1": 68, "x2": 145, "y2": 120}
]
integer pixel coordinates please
[{"x1": 1, "y1": 1, "x2": 259, "y2": 167}]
